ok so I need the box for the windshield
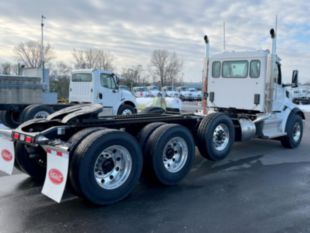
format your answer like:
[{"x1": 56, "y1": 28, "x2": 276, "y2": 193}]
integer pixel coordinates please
[
  {"x1": 179, "y1": 87, "x2": 188, "y2": 91},
  {"x1": 72, "y1": 73, "x2": 92, "y2": 82},
  {"x1": 165, "y1": 87, "x2": 175, "y2": 91},
  {"x1": 149, "y1": 86, "x2": 159, "y2": 91},
  {"x1": 134, "y1": 87, "x2": 148, "y2": 92}
]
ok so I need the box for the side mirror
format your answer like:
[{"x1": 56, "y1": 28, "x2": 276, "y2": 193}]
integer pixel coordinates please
[{"x1": 292, "y1": 70, "x2": 298, "y2": 88}]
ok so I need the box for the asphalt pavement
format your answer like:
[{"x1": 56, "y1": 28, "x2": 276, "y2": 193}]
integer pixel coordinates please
[{"x1": 0, "y1": 110, "x2": 310, "y2": 233}]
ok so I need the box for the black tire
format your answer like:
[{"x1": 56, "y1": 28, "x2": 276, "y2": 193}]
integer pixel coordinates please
[
  {"x1": 117, "y1": 104, "x2": 136, "y2": 115},
  {"x1": 280, "y1": 114, "x2": 303, "y2": 148},
  {"x1": 72, "y1": 129, "x2": 143, "y2": 205},
  {"x1": 144, "y1": 124, "x2": 195, "y2": 185},
  {"x1": 68, "y1": 127, "x2": 105, "y2": 196},
  {"x1": 140, "y1": 107, "x2": 165, "y2": 115},
  {"x1": 14, "y1": 142, "x2": 46, "y2": 182},
  {"x1": 137, "y1": 122, "x2": 166, "y2": 155},
  {"x1": 197, "y1": 112, "x2": 235, "y2": 161},
  {"x1": 0, "y1": 110, "x2": 21, "y2": 128},
  {"x1": 21, "y1": 104, "x2": 54, "y2": 122}
]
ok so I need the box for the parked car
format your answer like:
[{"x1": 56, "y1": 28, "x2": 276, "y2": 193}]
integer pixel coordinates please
[
  {"x1": 147, "y1": 85, "x2": 161, "y2": 97},
  {"x1": 176, "y1": 86, "x2": 192, "y2": 101},
  {"x1": 162, "y1": 86, "x2": 179, "y2": 98},
  {"x1": 132, "y1": 86, "x2": 152, "y2": 97},
  {"x1": 119, "y1": 85, "x2": 130, "y2": 91},
  {"x1": 188, "y1": 87, "x2": 202, "y2": 101}
]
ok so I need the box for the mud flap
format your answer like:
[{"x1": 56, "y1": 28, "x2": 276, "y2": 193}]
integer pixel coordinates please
[
  {"x1": 41, "y1": 146, "x2": 69, "y2": 203},
  {"x1": 0, "y1": 131, "x2": 14, "y2": 175}
]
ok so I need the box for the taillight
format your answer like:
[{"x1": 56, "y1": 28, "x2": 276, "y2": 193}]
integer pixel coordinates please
[
  {"x1": 12, "y1": 132, "x2": 19, "y2": 140},
  {"x1": 25, "y1": 136, "x2": 33, "y2": 143}
]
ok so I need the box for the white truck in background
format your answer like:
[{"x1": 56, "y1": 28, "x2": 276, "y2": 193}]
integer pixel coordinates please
[
  {"x1": 69, "y1": 70, "x2": 137, "y2": 115},
  {"x1": 0, "y1": 70, "x2": 138, "y2": 128}
]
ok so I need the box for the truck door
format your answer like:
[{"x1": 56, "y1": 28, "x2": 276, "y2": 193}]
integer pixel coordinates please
[{"x1": 97, "y1": 73, "x2": 121, "y2": 112}]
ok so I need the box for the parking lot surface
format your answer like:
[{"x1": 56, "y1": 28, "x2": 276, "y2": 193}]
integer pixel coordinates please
[{"x1": 0, "y1": 112, "x2": 309, "y2": 233}]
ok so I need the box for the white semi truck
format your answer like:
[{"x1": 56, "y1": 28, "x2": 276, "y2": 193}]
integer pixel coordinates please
[{"x1": 0, "y1": 28, "x2": 305, "y2": 206}]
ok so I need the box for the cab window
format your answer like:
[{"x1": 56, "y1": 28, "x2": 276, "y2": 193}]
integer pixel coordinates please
[
  {"x1": 250, "y1": 60, "x2": 261, "y2": 78},
  {"x1": 222, "y1": 60, "x2": 248, "y2": 78},
  {"x1": 72, "y1": 73, "x2": 92, "y2": 82},
  {"x1": 212, "y1": 61, "x2": 221, "y2": 78},
  {"x1": 100, "y1": 73, "x2": 116, "y2": 89}
]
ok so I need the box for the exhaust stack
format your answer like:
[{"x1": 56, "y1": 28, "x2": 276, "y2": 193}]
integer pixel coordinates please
[
  {"x1": 202, "y1": 35, "x2": 209, "y2": 114},
  {"x1": 266, "y1": 28, "x2": 277, "y2": 113}
]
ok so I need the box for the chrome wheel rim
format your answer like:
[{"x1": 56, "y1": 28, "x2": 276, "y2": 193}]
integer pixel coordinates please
[
  {"x1": 213, "y1": 124, "x2": 229, "y2": 151},
  {"x1": 33, "y1": 111, "x2": 50, "y2": 119},
  {"x1": 163, "y1": 137, "x2": 188, "y2": 173},
  {"x1": 94, "y1": 145, "x2": 132, "y2": 190},
  {"x1": 122, "y1": 109, "x2": 133, "y2": 115},
  {"x1": 292, "y1": 122, "x2": 301, "y2": 142}
]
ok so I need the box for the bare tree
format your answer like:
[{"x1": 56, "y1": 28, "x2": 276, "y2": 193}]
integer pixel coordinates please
[
  {"x1": 150, "y1": 50, "x2": 183, "y2": 87},
  {"x1": 49, "y1": 62, "x2": 72, "y2": 99},
  {"x1": 166, "y1": 52, "x2": 183, "y2": 86},
  {"x1": 14, "y1": 41, "x2": 53, "y2": 68},
  {"x1": 121, "y1": 65, "x2": 143, "y2": 86},
  {"x1": 72, "y1": 48, "x2": 114, "y2": 71},
  {"x1": 1, "y1": 62, "x2": 12, "y2": 75},
  {"x1": 0, "y1": 62, "x2": 19, "y2": 75}
]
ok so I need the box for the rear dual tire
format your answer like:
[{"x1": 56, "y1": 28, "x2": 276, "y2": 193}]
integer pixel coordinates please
[
  {"x1": 14, "y1": 142, "x2": 46, "y2": 182},
  {"x1": 0, "y1": 111, "x2": 21, "y2": 128},
  {"x1": 21, "y1": 104, "x2": 54, "y2": 122},
  {"x1": 71, "y1": 129, "x2": 143, "y2": 205},
  {"x1": 142, "y1": 124, "x2": 195, "y2": 185}
]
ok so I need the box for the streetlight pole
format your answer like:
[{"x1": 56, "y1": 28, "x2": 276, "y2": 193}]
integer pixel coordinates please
[{"x1": 41, "y1": 15, "x2": 46, "y2": 90}]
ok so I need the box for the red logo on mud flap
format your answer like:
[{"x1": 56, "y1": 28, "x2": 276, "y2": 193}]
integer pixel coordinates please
[
  {"x1": 48, "y1": 169, "x2": 64, "y2": 185},
  {"x1": 1, "y1": 149, "x2": 12, "y2": 162}
]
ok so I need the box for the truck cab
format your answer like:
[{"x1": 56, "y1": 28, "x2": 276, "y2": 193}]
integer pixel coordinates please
[
  {"x1": 69, "y1": 69, "x2": 137, "y2": 115},
  {"x1": 205, "y1": 29, "x2": 304, "y2": 140}
]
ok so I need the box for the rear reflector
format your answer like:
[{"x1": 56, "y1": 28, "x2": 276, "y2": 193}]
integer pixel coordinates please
[
  {"x1": 56, "y1": 151, "x2": 63, "y2": 157},
  {"x1": 46, "y1": 148, "x2": 52, "y2": 153}
]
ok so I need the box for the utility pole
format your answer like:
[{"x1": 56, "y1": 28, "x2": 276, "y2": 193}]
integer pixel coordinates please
[
  {"x1": 223, "y1": 21, "x2": 226, "y2": 51},
  {"x1": 41, "y1": 15, "x2": 47, "y2": 90}
]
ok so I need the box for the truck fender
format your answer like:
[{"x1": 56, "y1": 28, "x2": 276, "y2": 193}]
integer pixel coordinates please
[
  {"x1": 115, "y1": 101, "x2": 136, "y2": 114},
  {"x1": 281, "y1": 107, "x2": 305, "y2": 133}
]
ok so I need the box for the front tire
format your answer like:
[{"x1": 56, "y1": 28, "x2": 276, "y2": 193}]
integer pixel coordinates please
[
  {"x1": 117, "y1": 104, "x2": 136, "y2": 115},
  {"x1": 280, "y1": 114, "x2": 303, "y2": 148},
  {"x1": 197, "y1": 113, "x2": 235, "y2": 161},
  {"x1": 72, "y1": 129, "x2": 143, "y2": 205}
]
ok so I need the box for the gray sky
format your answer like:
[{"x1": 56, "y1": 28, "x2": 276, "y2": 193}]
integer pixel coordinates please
[{"x1": 0, "y1": 0, "x2": 309, "y2": 83}]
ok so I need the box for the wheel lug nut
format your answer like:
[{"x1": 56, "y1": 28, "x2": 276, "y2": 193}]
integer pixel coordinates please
[{"x1": 110, "y1": 175, "x2": 114, "y2": 180}]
